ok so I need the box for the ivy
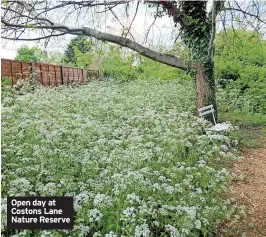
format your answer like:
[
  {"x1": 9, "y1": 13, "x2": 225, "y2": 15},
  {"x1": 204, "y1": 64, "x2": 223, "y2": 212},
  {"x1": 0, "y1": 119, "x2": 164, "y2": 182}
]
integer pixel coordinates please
[{"x1": 179, "y1": 2, "x2": 211, "y2": 61}]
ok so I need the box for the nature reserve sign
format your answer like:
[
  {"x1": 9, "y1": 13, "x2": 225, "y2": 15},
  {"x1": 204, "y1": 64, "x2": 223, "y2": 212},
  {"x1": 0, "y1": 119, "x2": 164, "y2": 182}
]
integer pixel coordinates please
[{"x1": 7, "y1": 197, "x2": 73, "y2": 229}]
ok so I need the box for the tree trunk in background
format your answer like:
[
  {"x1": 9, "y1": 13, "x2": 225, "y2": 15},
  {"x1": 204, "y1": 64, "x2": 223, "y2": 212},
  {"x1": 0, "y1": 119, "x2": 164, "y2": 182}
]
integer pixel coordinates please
[{"x1": 196, "y1": 59, "x2": 217, "y2": 122}]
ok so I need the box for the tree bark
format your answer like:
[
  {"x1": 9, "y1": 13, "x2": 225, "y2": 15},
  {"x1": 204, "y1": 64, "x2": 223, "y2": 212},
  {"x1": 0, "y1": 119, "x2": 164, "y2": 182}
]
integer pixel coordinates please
[{"x1": 196, "y1": 59, "x2": 217, "y2": 122}]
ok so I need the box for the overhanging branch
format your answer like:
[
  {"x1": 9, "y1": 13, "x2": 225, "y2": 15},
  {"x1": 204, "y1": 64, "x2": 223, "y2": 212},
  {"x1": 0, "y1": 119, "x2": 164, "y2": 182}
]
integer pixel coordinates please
[
  {"x1": 2, "y1": 0, "x2": 188, "y2": 70},
  {"x1": 81, "y1": 27, "x2": 187, "y2": 70},
  {"x1": 2, "y1": 20, "x2": 187, "y2": 70}
]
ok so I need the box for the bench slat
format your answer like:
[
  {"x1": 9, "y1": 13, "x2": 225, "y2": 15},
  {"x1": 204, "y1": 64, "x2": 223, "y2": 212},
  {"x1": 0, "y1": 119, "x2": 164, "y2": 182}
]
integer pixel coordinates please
[
  {"x1": 199, "y1": 109, "x2": 214, "y2": 116},
  {"x1": 198, "y1": 104, "x2": 213, "y2": 112}
]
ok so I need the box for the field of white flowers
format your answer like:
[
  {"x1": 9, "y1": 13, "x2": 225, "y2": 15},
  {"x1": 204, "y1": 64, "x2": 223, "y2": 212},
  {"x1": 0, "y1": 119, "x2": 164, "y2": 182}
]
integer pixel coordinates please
[{"x1": 2, "y1": 79, "x2": 237, "y2": 237}]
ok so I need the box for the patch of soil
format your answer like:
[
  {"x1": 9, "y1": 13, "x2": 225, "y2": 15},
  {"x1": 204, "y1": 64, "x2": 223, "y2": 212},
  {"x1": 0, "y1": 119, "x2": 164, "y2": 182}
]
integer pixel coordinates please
[{"x1": 228, "y1": 144, "x2": 266, "y2": 236}]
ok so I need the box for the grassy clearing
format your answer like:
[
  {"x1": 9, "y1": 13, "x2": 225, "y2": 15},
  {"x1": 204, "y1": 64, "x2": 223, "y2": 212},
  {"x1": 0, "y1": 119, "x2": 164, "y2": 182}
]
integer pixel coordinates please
[
  {"x1": 2, "y1": 79, "x2": 238, "y2": 237},
  {"x1": 219, "y1": 111, "x2": 266, "y2": 150}
]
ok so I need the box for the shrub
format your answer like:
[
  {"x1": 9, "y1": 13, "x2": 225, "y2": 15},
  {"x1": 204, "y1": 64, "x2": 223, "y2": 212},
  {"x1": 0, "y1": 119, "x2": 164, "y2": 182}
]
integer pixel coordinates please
[{"x1": 215, "y1": 29, "x2": 266, "y2": 113}]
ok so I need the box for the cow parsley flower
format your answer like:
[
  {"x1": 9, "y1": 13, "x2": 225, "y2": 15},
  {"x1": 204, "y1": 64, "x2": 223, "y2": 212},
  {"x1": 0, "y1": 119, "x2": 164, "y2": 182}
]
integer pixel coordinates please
[
  {"x1": 105, "y1": 231, "x2": 117, "y2": 237},
  {"x1": 134, "y1": 224, "x2": 150, "y2": 237},
  {"x1": 165, "y1": 224, "x2": 181, "y2": 237},
  {"x1": 88, "y1": 208, "x2": 103, "y2": 222}
]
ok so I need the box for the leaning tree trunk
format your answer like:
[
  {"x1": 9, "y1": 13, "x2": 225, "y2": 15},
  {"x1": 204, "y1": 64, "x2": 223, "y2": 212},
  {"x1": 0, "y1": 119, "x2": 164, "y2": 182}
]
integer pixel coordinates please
[{"x1": 195, "y1": 59, "x2": 217, "y2": 122}]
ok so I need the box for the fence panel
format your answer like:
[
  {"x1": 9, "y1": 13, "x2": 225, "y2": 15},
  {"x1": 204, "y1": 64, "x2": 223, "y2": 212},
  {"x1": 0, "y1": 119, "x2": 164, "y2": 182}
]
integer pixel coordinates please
[
  {"x1": 41, "y1": 63, "x2": 50, "y2": 86},
  {"x1": 1, "y1": 58, "x2": 100, "y2": 87},
  {"x1": 63, "y1": 67, "x2": 70, "y2": 85},
  {"x1": 48, "y1": 64, "x2": 56, "y2": 86},
  {"x1": 21, "y1": 62, "x2": 31, "y2": 80},
  {"x1": 33, "y1": 63, "x2": 43, "y2": 85},
  {"x1": 2, "y1": 59, "x2": 13, "y2": 81},
  {"x1": 55, "y1": 65, "x2": 62, "y2": 86}
]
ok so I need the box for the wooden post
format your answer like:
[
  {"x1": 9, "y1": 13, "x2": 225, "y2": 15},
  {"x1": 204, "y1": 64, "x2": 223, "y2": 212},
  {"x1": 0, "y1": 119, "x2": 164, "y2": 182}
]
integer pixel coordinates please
[
  {"x1": 48, "y1": 64, "x2": 50, "y2": 86},
  {"x1": 72, "y1": 67, "x2": 74, "y2": 83},
  {"x1": 20, "y1": 61, "x2": 23, "y2": 80},
  {"x1": 81, "y1": 68, "x2": 84, "y2": 84},
  {"x1": 40, "y1": 64, "x2": 43, "y2": 85},
  {"x1": 54, "y1": 65, "x2": 58, "y2": 86},
  {"x1": 10, "y1": 60, "x2": 14, "y2": 86},
  {"x1": 67, "y1": 67, "x2": 70, "y2": 84},
  {"x1": 60, "y1": 65, "x2": 64, "y2": 85},
  {"x1": 31, "y1": 61, "x2": 35, "y2": 82}
]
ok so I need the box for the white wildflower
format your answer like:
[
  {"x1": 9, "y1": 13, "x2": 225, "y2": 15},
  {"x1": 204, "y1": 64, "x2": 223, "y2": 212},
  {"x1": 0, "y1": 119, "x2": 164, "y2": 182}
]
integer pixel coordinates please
[
  {"x1": 134, "y1": 223, "x2": 150, "y2": 237},
  {"x1": 88, "y1": 208, "x2": 103, "y2": 222}
]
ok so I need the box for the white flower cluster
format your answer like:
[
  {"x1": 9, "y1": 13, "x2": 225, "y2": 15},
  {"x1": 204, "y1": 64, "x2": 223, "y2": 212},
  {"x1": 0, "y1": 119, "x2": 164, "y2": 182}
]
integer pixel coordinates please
[
  {"x1": 2, "y1": 79, "x2": 238, "y2": 236},
  {"x1": 88, "y1": 208, "x2": 103, "y2": 222}
]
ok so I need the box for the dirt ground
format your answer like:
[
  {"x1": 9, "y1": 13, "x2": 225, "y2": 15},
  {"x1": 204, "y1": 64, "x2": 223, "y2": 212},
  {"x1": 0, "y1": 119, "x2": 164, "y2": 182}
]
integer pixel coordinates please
[{"x1": 228, "y1": 143, "x2": 266, "y2": 237}]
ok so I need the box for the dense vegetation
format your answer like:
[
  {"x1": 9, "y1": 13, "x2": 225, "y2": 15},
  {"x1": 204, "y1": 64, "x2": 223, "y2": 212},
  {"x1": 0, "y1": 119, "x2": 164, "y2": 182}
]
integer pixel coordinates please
[
  {"x1": 4, "y1": 28, "x2": 264, "y2": 236},
  {"x1": 15, "y1": 29, "x2": 266, "y2": 114},
  {"x1": 2, "y1": 79, "x2": 240, "y2": 237},
  {"x1": 215, "y1": 29, "x2": 266, "y2": 114}
]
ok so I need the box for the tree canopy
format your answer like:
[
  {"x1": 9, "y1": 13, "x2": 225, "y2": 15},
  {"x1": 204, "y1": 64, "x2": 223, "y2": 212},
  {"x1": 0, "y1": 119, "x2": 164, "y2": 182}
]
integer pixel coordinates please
[
  {"x1": 14, "y1": 45, "x2": 64, "y2": 64},
  {"x1": 64, "y1": 36, "x2": 96, "y2": 65},
  {"x1": 15, "y1": 46, "x2": 47, "y2": 62}
]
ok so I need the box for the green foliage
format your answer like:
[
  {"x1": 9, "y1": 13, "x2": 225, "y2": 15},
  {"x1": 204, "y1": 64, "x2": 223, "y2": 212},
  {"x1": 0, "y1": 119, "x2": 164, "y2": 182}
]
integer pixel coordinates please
[
  {"x1": 65, "y1": 39, "x2": 188, "y2": 81},
  {"x1": 3, "y1": 0, "x2": 8, "y2": 7},
  {"x1": 1, "y1": 77, "x2": 12, "y2": 87},
  {"x1": 215, "y1": 29, "x2": 266, "y2": 113},
  {"x1": 64, "y1": 36, "x2": 96, "y2": 66},
  {"x1": 215, "y1": 30, "x2": 266, "y2": 67},
  {"x1": 101, "y1": 46, "x2": 186, "y2": 80},
  {"x1": 15, "y1": 46, "x2": 64, "y2": 64},
  {"x1": 101, "y1": 46, "x2": 138, "y2": 80},
  {"x1": 15, "y1": 46, "x2": 47, "y2": 62},
  {"x1": 217, "y1": 85, "x2": 266, "y2": 150},
  {"x1": 135, "y1": 56, "x2": 186, "y2": 80},
  {"x1": 44, "y1": 51, "x2": 65, "y2": 64},
  {"x1": 25, "y1": 24, "x2": 36, "y2": 29}
]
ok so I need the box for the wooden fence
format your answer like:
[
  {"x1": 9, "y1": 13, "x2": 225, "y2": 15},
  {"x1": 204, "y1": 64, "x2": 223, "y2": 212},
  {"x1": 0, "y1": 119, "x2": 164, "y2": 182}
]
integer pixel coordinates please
[{"x1": 1, "y1": 58, "x2": 100, "y2": 86}]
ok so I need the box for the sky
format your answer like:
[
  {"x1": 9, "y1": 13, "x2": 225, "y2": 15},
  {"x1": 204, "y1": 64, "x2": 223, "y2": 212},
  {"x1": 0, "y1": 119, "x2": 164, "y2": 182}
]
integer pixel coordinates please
[
  {"x1": 1, "y1": 0, "x2": 265, "y2": 59},
  {"x1": 1, "y1": 1, "x2": 179, "y2": 59}
]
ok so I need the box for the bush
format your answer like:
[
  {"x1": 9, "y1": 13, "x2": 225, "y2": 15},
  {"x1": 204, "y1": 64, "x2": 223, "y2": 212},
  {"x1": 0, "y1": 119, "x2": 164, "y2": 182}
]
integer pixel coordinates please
[
  {"x1": 217, "y1": 84, "x2": 266, "y2": 149},
  {"x1": 215, "y1": 29, "x2": 266, "y2": 113}
]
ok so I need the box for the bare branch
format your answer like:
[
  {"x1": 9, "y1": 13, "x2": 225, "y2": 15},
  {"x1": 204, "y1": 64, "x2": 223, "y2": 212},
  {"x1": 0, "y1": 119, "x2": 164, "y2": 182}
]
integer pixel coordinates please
[
  {"x1": 124, "y1": 0, "x2": 139, "y2": 38},
  {"x1": 2, "y1": 32, "x2": 67, "y2": 41},
  {"x1": 143, "y1": 5, "x2": 158, "y2": 45},
  {"x1": 2, "y1": 2, "x2": 187, "y2": 70},
  {"x1": 220, "y1": 7, "x2": 266, "y2": 25},
  {"x1": 104, "y1": 1, "x2": 136, "y2": 41}
]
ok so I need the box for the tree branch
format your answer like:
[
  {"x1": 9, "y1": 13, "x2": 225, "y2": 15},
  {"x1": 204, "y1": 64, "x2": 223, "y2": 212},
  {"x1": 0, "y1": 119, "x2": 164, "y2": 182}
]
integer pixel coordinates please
[
  {"x1": 2, "y1": 17, "x2": 187, "y2": 70},
  {"x1": 220, "y1": 7, "x2": 266, "y2": 25},
  {"x1": 81, "y1": 27, "x2": 187, "y2": 69},
  {"x1": 157, "y1": 1, "x2": 188, "y2": 27},
  {"x1": 124, "y1": 0, "x2": 139, "y2": 38},
  {"x1": 2, "y1": 32, "x2": 67, "y2": 41}
]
